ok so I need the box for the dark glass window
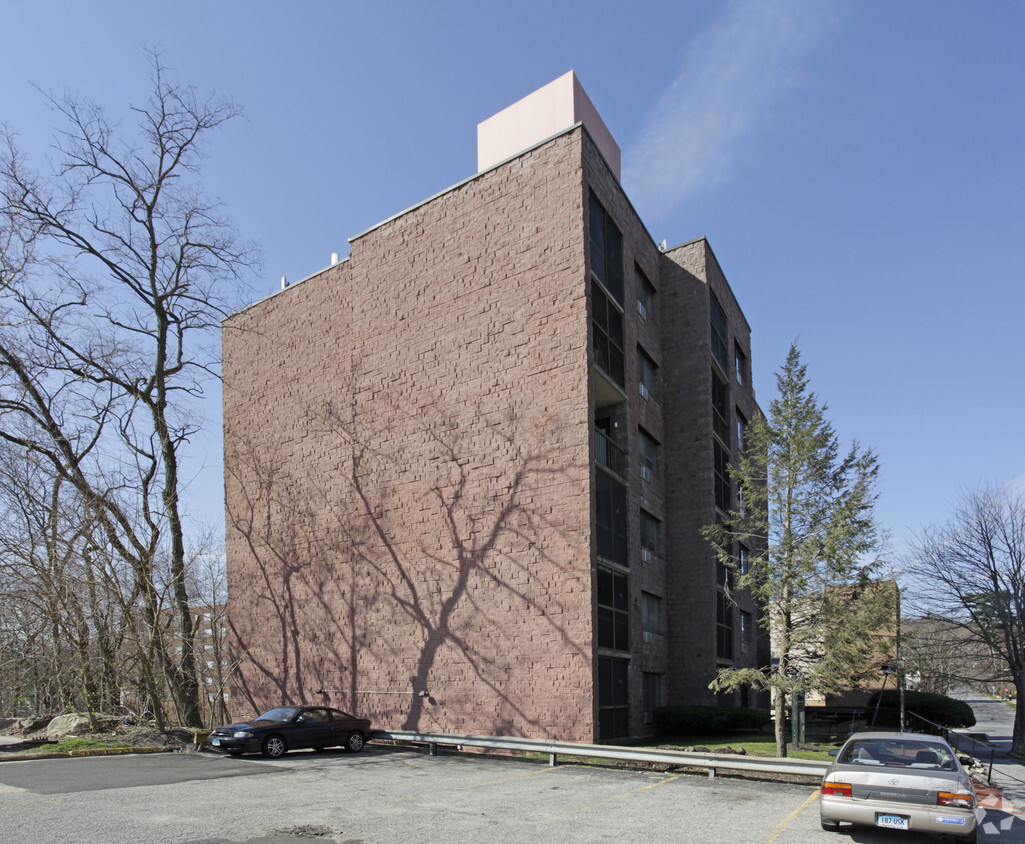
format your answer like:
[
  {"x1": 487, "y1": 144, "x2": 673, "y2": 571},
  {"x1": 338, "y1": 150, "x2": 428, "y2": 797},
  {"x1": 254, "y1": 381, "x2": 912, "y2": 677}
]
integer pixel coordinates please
[
  {"x1": 717, "y1": 590, "x2": 734, "y2": 660},
  {"x1": 592, "y1": 280, "x2": 624, "y2": 387},
  {"x1": 713, "y1": 439, "x2": 730, "y2": 512},
  {"x1": 642, "y1": 672, "x2": 662, "y2": 711},
  {"x1": 598, "y1": 656, "x2": 629, "y2": 739},
  {"x1": 636, "y1": 266, "x2": 656, "y2": 322},
  {"x1": 639, "y1": 428, "x2": 658, "y2": 477},
  {"x1": 711, "y1": 294, "x2": 728, "y2": 373},
  {"x1": 638, "y1": 348, "x2": 658, "y2": 400},
  {"x1": 712, "y1": 370, "x2": 729, "y2": 445},
  {"x1": 735, "y1": 342, "x2": 747, "y2": 385},
  {"x1": 639, "y1": 510, "x2": 660, "y2": 554},
  {"x1": 641, "y1": 592, "x2": 661, "y2": 632},
  {"x1": 596, "y1": 469, "x2": 628, "y2": 565},
  {"x1": 589, "y1": 193, "x2": 623, "y2": 304},
  {"x1": 597, "y1": 566, "x2": 629, "y2": 651},
  {"x1": 736, "y1": 409, "x2": 747, "y2": 453},
  {"x1": 739, "y1": 544, "x2": 750, "y2": 576}
]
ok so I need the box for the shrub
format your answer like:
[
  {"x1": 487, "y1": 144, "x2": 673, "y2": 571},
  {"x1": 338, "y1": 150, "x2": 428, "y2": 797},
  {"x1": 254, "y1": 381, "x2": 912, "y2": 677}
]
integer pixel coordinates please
[
  {"x1": 653, "y1": 705, "x2": 771, "y2": 736},
  {"x1": 864, "y1": 706, "x2": 902, "y2": 728},
  {"x1": 864, "y1": 690, "x2": 975, "y2": 729}
]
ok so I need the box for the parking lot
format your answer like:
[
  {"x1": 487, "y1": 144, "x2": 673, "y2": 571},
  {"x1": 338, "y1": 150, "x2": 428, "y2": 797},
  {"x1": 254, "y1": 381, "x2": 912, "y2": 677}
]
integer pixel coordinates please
[{"x1": 0, "y1": 744, "x2": 1021, "y2": 843}]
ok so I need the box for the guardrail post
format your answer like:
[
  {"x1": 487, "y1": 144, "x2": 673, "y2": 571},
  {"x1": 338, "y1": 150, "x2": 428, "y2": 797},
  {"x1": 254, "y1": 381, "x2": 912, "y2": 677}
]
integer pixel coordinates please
[
  {"x1": 429, "y1": 742, "x2": 437, "y2": 757},
  {"x1": 708, "y1": 766, "x2": 716, "y2": 779},
  {"x1": 549, "y1": 753, "x2": 558, "y2": 767}
]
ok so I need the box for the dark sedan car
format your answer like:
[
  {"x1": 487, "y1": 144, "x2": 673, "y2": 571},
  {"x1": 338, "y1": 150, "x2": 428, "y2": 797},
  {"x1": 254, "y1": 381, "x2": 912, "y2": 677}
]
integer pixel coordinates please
[{"x1": 208, "y1": 706, "x2": 371, "y2": 758}]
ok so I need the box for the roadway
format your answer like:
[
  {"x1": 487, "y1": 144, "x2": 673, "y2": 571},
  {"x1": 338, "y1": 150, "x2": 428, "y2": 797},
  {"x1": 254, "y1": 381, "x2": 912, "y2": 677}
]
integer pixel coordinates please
[{"x1": 0, "y1": 743, "x2": 1022, "y2": 844}]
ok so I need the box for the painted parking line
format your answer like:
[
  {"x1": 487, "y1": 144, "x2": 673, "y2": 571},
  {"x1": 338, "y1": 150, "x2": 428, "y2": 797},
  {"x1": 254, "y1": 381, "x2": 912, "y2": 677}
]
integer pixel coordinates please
[
  {"x1": 763, "y1": 788, "x2": 819, "y2": 843},
  {"x1": 557, "y1": 773, "x2": 680, "y2": 819},
  {"x1": 392, "y1": 765, "x2": 553, "y2": 802},
  {"x1": 393, "y1": 758, "x2": 455, "y2": 770}
]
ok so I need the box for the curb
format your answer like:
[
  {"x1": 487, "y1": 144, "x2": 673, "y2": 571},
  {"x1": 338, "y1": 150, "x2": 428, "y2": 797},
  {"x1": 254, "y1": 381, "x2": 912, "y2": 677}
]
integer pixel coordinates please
[{"x1": 0, "y1": 745, "x2": 175, "y2": 762}]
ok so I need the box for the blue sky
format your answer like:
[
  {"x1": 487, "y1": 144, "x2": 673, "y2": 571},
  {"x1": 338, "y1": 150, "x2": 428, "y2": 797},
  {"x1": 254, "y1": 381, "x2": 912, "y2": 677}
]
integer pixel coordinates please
[{"x1": 3, "y1": 0, "x2": 1022, "y2": 556}]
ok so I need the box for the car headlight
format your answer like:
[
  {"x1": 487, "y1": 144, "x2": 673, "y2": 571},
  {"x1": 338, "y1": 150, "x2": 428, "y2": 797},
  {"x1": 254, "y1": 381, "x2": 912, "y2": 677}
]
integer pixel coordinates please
[{"x1": 233, "y1": 730, "x2": 255, "y2": 738}]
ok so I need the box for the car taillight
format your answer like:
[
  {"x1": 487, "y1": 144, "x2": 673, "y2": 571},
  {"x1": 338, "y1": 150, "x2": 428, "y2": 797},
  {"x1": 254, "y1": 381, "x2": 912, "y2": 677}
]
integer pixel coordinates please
[
  {"x1": 938, "y1": 792, "x2": 974, "y2": 809},
  {"x1": 821, "y1": 782, "x2": 853, "y2": 798}
]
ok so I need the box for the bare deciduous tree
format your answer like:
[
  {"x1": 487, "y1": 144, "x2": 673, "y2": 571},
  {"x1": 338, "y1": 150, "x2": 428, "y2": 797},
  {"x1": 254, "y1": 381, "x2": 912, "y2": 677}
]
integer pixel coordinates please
[
  {"x1": 0, "y1": 48, "x2": 255, "y2": 726},
  {"x1": 906, "y1": 484, "x2": 1025, "y2": 756}
]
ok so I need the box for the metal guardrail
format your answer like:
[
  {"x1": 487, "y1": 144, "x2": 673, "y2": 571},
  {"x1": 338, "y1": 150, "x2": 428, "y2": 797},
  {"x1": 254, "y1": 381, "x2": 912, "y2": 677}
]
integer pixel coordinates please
[
  {"x1": 904, "y1": 710, "x2": 998, "y2": 784},
  {"x1": 370, "y1": 730, "x2": 830, "y2": 779}
]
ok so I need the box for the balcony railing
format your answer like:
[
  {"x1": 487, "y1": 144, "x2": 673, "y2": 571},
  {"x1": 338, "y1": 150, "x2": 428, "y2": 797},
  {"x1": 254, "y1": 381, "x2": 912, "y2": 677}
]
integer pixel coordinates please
[{"x1": 594, "y1": 427, "x2": 627, "y2": 478}]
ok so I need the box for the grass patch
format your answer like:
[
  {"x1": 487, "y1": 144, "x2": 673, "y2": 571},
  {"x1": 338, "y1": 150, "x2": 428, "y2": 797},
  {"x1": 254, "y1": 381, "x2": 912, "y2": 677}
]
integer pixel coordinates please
[
  {"x1": 652, "y1": 733, "x2": 838, "y2": 762},
  {"x1": 30, "y1": 736, "x2": 133, "y2": 754}
]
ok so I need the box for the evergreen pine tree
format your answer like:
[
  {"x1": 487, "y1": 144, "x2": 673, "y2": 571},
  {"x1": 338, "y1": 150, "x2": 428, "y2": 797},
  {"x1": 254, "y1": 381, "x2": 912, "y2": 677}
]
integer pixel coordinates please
[{"x1": 705, "y1": 343, "x2": 893, "y2": 757}]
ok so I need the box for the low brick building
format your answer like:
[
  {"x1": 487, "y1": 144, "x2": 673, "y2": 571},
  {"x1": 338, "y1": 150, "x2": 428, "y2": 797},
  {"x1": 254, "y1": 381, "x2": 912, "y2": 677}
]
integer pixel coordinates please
[{"x1": 222, "y1": 72, "x2": 765, "y2": 741}]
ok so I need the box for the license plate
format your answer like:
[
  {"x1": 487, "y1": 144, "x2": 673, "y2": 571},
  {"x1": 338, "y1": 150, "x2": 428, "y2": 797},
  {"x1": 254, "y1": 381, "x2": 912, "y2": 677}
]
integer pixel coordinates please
[
  {"x1": 876, "y1": 814, "x2": 909, "y2": 830},
  {"x1": 211, "y1": 739, "x2": 220, "y2": 746}
]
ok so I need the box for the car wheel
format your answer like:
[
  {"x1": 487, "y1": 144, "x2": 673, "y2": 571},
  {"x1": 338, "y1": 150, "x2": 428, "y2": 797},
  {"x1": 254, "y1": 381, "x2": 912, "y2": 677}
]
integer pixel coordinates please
[
  {"x1": 820, "y1": 818, "x2": 840, "y2": 832},
  {"x1": 261, "y1": 735, "x2": 287, "y2": 758},
  {"x1": 345, "y1": 731, "x2": 365, "y2": 753}
]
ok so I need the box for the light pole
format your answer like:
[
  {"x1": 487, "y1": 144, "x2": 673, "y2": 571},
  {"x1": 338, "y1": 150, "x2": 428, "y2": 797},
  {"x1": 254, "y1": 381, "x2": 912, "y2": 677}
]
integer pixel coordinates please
[
  {"x1": 898, "y1": 647, "x2": 906, "y2": 732},
  {"x1": 787, "y1": 666, "x2": 804, "y2": 747},
  {"x1": 871, "y1": 664, "x2": 895, "y2": 728}
]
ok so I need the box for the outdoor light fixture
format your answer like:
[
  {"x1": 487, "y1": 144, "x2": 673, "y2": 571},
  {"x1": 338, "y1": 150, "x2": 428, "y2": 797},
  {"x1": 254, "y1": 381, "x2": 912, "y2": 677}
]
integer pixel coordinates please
[
  {"x1": 311, "y1": 688, "x2": 429, "y2": 697},
  {"x1": 871, "y1": 664, "x2": 897, "y2": 727}
]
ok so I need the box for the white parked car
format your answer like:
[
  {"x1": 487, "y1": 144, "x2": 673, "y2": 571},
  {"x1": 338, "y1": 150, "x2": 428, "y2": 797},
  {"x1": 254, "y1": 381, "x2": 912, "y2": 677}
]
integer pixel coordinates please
[{"x1": 819, "y1": 732, "x2": 982, "y2": 842}]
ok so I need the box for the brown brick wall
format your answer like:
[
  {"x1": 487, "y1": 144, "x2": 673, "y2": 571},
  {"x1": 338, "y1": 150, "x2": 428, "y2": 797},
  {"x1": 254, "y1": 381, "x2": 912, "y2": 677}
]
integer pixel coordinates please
[
  {"x1": 582, "y1": 132, "x2": 679, "y2": 734},
  {"x1": 223, "y1": 131, "x2": 597, "y2": 740},
  {"x1": 223, "y1": 124, "x2": 764, "y2": 742},
  {"x1": 660, "y1": 238, "x2": 762, "y2": 706}
]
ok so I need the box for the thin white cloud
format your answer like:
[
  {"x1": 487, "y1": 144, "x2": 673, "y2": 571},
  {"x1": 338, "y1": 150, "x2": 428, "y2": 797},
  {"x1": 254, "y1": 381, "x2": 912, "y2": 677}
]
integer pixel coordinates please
[{"x1": 623, "y1": 0, "x2": 844, "y2": 219}]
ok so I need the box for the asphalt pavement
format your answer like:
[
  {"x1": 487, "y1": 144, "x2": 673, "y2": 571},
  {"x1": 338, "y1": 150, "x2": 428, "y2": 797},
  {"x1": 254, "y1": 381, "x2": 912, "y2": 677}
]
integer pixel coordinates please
[
  {"x1": 952, "y1": 689, "x2": 1025, "y2": 826},
  {"x1": 0, "y1": 694, "x2": 1021, "y2": 842}
]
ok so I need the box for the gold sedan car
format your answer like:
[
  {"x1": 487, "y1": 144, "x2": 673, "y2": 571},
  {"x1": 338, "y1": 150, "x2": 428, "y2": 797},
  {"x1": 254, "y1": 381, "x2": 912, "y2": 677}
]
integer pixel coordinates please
[{"x1": 819, "y1": 732, "x2": 982, "y2": 842}]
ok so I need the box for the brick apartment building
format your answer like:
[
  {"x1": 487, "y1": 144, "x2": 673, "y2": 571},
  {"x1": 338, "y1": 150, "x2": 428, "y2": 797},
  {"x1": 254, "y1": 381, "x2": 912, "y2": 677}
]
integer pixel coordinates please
[{"x1": 222, "y1": 72, "x2": 765, "y2": 742}]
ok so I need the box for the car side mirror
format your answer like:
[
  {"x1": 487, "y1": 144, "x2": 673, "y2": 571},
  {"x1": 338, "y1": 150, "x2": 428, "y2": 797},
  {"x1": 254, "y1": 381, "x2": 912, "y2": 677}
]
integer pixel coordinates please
[
  {"x1": 828, "y1": 749, "x2": 840, "y2": 757},
  {"x1": 959, "y1": 756, "x2": 973, "y2": 767}
]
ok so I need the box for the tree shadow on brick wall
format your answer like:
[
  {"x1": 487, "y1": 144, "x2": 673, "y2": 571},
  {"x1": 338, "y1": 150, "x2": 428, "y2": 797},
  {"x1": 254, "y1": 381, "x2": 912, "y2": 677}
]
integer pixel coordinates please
[
  {"x1": 226, "y1": 397, "x2": 589, "y2": 734},
  {"x1": 223, "y1": 437, "x2": 319, "y2": 712}
]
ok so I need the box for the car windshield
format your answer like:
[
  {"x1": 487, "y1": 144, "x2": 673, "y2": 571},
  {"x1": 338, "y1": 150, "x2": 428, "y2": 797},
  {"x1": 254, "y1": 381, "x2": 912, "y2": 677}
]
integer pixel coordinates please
[
  {"x1": 840, "y1": 738, "x2": 955, "y2": 770},
  {"x1": 254, "y1": 707, "x2": 299, "y2": 723}
]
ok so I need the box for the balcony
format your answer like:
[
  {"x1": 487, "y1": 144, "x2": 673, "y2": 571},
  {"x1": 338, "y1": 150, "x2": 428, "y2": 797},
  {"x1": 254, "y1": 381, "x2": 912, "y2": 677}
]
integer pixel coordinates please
[
  {"x1": 593, "y1": 427, "x2": 628, "y2": 480},
  {"x1": 593, "y1": 365, "x2": 627, "y2": 408}
]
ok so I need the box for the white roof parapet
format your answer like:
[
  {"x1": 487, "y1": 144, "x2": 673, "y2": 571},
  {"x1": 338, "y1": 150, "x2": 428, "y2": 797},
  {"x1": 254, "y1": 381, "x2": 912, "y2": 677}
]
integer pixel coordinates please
[{"x1": 477, "y1": 71, "x2": 621, "y2": 182}]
